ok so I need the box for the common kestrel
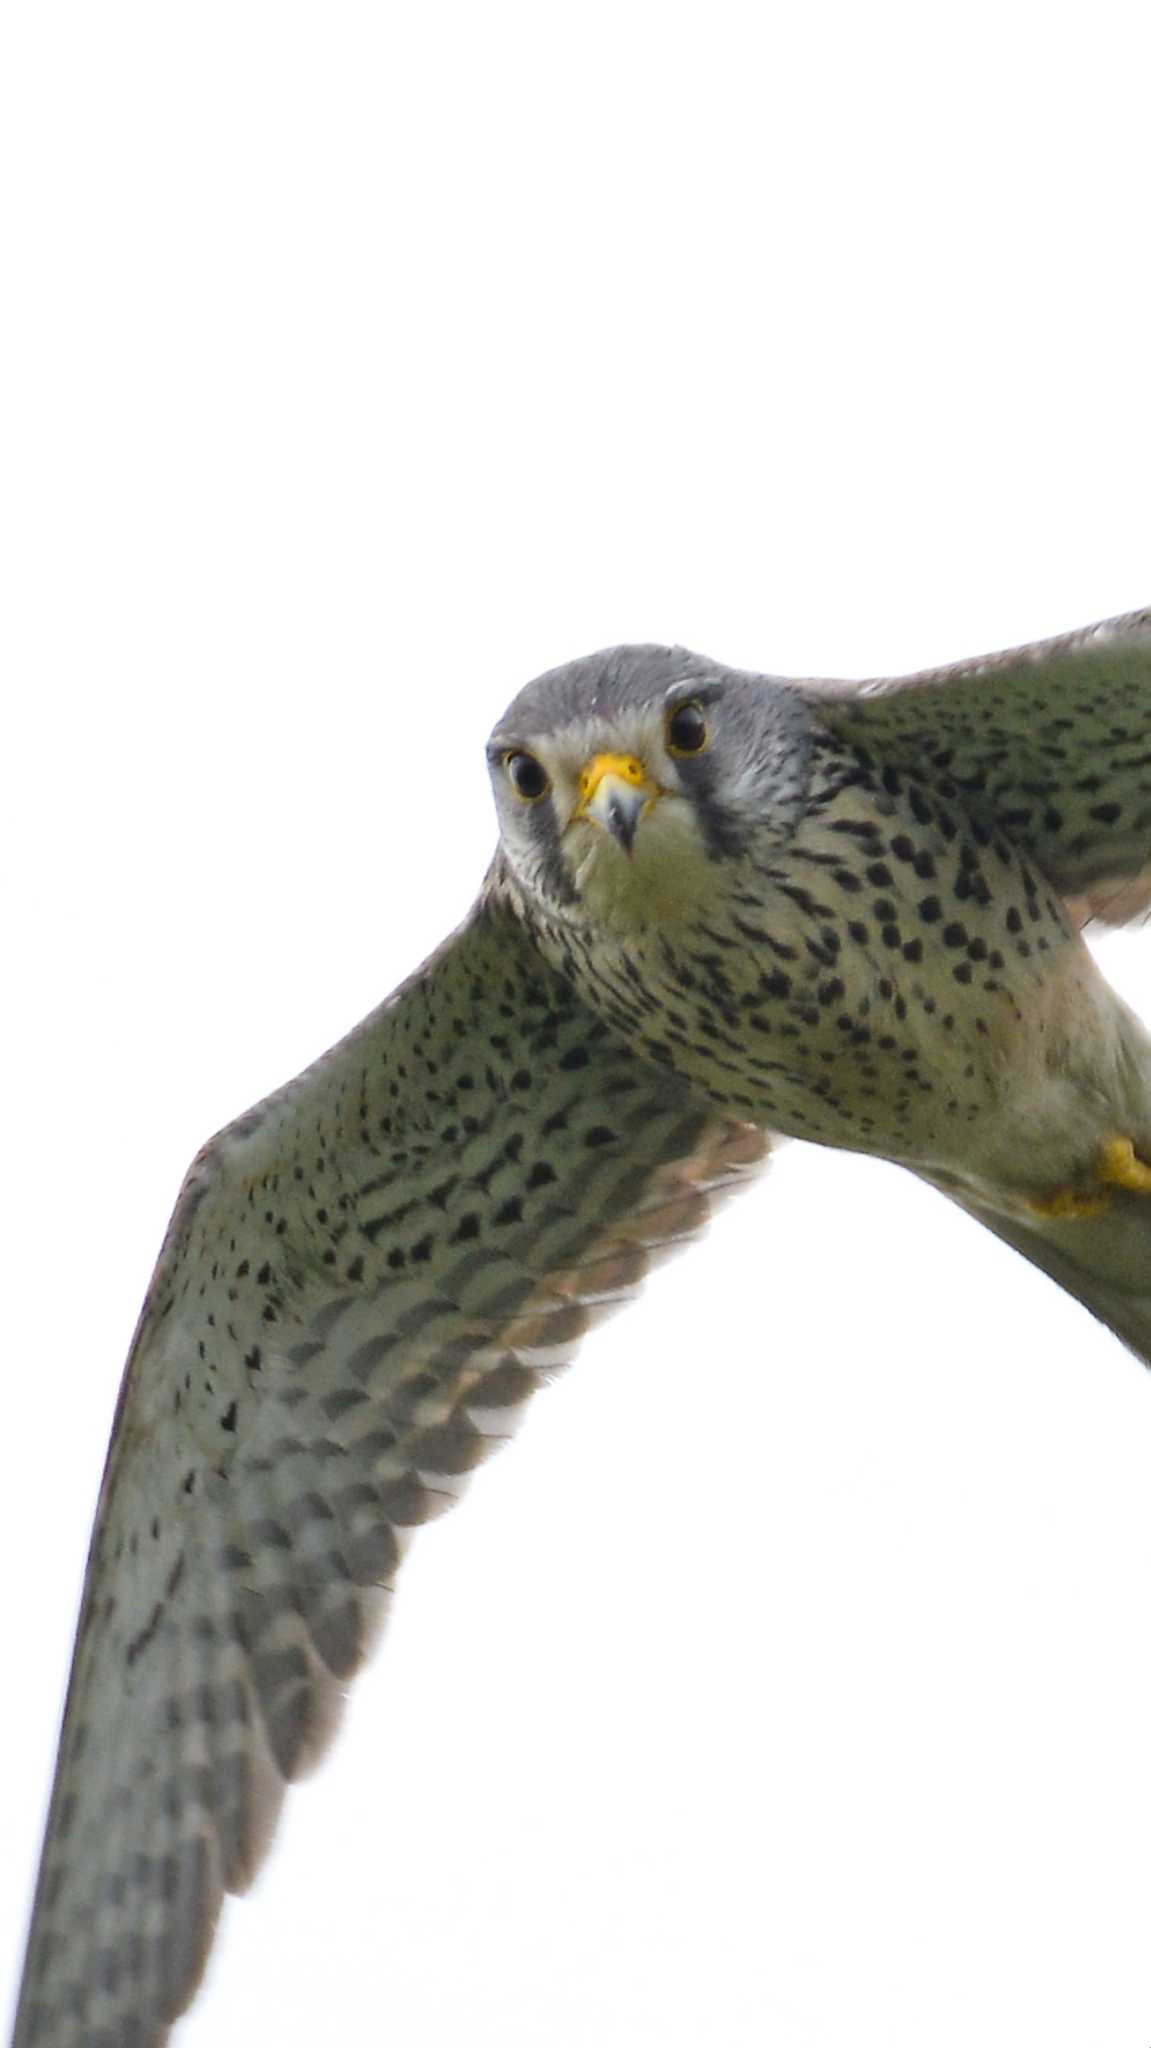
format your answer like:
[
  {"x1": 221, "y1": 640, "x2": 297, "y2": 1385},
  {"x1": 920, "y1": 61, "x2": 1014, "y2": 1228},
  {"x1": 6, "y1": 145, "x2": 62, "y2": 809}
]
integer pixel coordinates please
[{"x1": 13, "y1": 606, "x2": 1151, "y2": 2044}]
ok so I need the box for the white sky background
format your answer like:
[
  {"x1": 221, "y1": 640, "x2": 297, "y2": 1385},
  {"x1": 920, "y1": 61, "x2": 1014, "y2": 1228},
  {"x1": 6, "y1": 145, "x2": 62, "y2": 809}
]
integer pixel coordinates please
[{"x1": 4, "y1": 4, "x2": 1151, "y2": 2043}]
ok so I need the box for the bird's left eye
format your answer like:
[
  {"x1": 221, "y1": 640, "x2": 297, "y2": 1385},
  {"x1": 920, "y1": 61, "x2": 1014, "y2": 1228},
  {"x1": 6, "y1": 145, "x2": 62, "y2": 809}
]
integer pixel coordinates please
[
  {"x1": 665, "y1": 699, "x2": 709, "y2": 756},
  {"x1": 505, "y1": 751, "x2": 551, "y2": 802}
]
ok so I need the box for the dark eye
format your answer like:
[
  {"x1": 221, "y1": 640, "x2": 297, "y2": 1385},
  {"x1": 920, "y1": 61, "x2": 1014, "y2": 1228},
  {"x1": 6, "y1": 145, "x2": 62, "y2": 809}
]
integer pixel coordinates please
[
  {"x1": 666, "y1": 699, "x2": 709, "y2": 756},
  {"x1": 505, "y1": 750, "x2": 551, "y2": 802}
]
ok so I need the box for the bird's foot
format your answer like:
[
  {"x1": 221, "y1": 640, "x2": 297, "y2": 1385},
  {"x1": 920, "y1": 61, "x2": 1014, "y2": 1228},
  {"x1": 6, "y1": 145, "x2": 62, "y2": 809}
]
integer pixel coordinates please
[
  {"x1": 1096, "y1": 1135, "x2": 1151, "y2": 1193},
  {"x1": 1029, "y1": 1135, "x2": 1151, "y2": 1220}
]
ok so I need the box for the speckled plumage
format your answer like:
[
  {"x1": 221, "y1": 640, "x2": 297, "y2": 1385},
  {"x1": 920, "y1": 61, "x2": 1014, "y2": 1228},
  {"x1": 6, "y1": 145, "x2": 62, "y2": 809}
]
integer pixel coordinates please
[{"x1": 14, "y1": 604, "x2": 1151, "y2": 2045}]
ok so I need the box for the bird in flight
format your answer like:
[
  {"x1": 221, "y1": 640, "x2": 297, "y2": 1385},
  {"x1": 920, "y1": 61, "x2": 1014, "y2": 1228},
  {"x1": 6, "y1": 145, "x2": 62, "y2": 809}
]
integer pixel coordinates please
[{"x1": 13, "y1": 605, "x2": 1151, "y2": 2045}]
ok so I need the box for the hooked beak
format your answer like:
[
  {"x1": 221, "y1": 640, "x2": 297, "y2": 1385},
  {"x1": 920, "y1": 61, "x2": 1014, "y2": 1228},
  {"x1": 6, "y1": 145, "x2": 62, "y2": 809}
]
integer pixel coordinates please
[{"x1": 574, "y1": 752, "x2": 659, "y2": 856}]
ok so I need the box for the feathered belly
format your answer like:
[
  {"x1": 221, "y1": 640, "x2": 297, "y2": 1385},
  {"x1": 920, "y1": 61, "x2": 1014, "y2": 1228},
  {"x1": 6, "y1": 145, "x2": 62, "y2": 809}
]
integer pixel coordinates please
[{"x1": 564, "y1": 895, "x2": 1102, "y2": 1174}]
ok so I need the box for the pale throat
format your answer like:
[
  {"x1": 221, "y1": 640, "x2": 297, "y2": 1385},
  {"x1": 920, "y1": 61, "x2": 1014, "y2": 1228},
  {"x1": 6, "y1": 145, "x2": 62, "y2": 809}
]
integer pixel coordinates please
[{"x1": 563, "y1": 793, "x2": 718, "y2": 931}]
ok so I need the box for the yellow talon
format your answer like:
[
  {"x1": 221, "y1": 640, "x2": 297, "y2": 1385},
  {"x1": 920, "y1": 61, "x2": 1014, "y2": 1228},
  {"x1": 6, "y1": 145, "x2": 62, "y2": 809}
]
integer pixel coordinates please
[
  {"x1": 1096, "y1": 1136, "x2": 1151, "y2": 1193},
  {"x1": 1029, "y1": 1135, "x2": 1151, "y2": 1219}
]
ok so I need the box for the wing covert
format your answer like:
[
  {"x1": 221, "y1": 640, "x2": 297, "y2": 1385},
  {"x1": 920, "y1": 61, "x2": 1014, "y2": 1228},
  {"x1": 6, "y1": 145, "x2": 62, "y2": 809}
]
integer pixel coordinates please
[
  {"x1": 12, "y1": 892, "x2": 768, "y2": 2048},
  {"x1": 801, "y1": 605, "x2": 1151, "y2": 924}
]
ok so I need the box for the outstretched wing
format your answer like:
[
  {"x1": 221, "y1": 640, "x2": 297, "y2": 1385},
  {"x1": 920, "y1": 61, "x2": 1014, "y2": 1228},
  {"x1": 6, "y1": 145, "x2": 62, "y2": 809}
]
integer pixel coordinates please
[
  {"x1": 12, "y1": 892, "x2": 768, "y2": 2048},
  {"x1": 801, "y1": 605, "x2": 1151, "y2": 924}
]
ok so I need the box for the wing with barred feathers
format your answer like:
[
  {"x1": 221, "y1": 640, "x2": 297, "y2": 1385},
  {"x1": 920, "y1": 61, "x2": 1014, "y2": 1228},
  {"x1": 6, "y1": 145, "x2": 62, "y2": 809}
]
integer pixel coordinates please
[
  {"x1": 803, "y1": 605, "x2": 1151, "y2": 926},
  {"x1": 12, "y1": 892, "x2": 768, "y2": 2048}
]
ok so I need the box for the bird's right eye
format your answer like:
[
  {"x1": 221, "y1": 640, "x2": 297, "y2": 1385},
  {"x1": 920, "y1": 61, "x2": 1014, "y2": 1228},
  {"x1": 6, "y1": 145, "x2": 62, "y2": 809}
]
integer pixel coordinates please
[{"x1": 505, "y1": 751, "x2": 551, "y2": 803}]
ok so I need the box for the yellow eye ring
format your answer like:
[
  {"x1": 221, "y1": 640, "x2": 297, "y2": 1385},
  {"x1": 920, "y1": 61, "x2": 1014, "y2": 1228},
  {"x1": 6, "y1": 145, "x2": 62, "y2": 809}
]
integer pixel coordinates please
[
  {"x1": 665, "y1": 699, "x2": 709, "y2": 757},
  {"x1": 504, "y1": 750, "x2": 551, "y2": 802}
]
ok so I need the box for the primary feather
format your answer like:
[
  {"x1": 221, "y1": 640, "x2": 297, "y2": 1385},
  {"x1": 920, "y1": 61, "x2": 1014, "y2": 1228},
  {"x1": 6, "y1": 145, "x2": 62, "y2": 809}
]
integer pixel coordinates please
[{"x1": 12, "y1": 901, "x2": 765, "y2": 2045}]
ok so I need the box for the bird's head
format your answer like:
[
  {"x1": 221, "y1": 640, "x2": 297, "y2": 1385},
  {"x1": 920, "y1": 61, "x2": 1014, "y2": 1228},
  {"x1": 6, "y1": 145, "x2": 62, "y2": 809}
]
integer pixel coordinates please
[{"x1": 487, "y1": 645, "x2": 812, "y2": 930}]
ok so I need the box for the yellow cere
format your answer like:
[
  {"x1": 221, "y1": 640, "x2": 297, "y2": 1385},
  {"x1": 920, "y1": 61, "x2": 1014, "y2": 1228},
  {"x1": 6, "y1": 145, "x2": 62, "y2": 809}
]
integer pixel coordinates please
[{"x1": 578, "y1": 752, "x2": 649, "y2": 805}]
